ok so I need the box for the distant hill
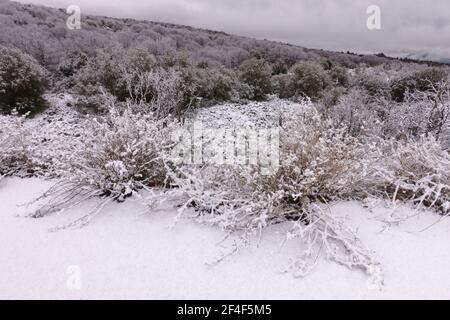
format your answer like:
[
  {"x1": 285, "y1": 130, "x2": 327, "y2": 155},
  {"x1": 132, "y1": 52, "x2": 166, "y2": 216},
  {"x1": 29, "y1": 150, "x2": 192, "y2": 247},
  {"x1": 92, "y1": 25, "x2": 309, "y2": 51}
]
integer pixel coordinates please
[{"x1": 1, "y1": 0, "x2": 445, "y2": 75}]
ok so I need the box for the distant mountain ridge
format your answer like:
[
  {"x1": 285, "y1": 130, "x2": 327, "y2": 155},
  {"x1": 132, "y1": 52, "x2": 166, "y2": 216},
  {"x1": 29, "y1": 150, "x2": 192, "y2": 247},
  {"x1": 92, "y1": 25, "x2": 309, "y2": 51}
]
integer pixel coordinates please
[{"x1": 0, "y1": 0, "x2": 447, "y2": 72}]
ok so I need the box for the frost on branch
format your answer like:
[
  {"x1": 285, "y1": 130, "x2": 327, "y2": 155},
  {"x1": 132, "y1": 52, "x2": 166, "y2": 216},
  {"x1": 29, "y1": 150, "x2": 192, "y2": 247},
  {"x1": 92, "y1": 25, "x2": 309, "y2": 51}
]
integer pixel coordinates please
[
  {"x1": 164, "y1": 106, "x2": 380, "y2": 278},
  {"x1": 368, "y1": 137, "x2": 450, "y2": 215},
  {"x1": 29, "y1": 104, "x2": 179, "y2": 227},
  {"x1": 0, "y1": 99, "x2": 83, "y2": 178}
]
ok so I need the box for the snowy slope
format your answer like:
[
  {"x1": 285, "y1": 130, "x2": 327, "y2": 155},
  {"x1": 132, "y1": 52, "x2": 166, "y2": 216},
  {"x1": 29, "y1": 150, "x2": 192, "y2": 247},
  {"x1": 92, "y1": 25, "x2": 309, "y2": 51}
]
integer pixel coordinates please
[{"x1": 1, "y1": 177, "x2": 450, "y2": 300}]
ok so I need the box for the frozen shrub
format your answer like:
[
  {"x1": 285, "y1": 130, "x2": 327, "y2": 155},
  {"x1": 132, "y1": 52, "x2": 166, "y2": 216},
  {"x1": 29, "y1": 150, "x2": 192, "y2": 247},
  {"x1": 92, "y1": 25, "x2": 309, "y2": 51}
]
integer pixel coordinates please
[
  {"x1": 0, "y1": 97, "x2": 84, "y2": 177},
  {"x1": 413, "y1": 68, "x2": 449, "y2": 92},
  {"x1": 194, "y1": 67, "x2": 236, "y2": 103},
  {"x1": 355, "y1": 73, "x2": 391, "y2": 101},
  {"x1": 287, "y1": 61, "x2": 332, "y2": 100},
  {"x1": 74, "y1": 49, "x2": 138, "y2": 101},
  {"x1": 74, "y1": 48, "x2": 159, "y2": 100},
  {"x1": 72, "y1": 93, "x2": 115, "y2": 114},
  {"x1": 57, "y1": 51, "x2": 88, "y2": 78},
  {"x1": 144, "y1": 67, "x2": 192, "y2": 118},
  {"x1": 0, "y1": 113, "x2": 34, "y2": 176},
  {"x1": 390, "y1": 75, "x2": 417, "y2": 103},
  {"x1": 384, "y1": 78, "x2": 450, "y2": 141},
  {"x1": 391, "y1": 67, "x2": 449, "y2": 103},
  {"x1": 0, "y1": 46, "x2": 48, "y2": 114},
  {"x1": 367, "y1": 137, "x2": 450, "y2": 215},
  {"x1": 271, "y1": 73, "x2": 293, "y2": 99},
  {"x1": 329, "y1": 88, "x2": 384, "y2": 138},
  {"x1": 329, "y1": 64, "x2": 350, "y2": 88},
  {"x1": 31, "y1": 105, "x2": 179, "y2": 227},
  {"x1": 319, "y1": 86, "x2": 347, "y2": 110},
  {"x1": 55, "y1": 51, "x2": 88, "y2": 89},
  {"x1": 165, "y1": 104, "x2": 379, "y2": 278},
  {"x1": 75, "y1": 49, "x2": 196, "y2": 116},
  {"x1": 239, "y1": 58, "x2": 272, "y2": 101},
  {"x1": 271, "y1": 60, "x2": 289, "y2": 75}
]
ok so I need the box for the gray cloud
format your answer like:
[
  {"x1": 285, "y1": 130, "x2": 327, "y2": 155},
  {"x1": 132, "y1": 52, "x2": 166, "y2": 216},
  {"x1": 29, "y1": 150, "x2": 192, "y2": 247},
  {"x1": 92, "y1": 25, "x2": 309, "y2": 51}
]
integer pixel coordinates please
[{"x1": 16, "y1": 0, "x2": 450, "y2": 60}]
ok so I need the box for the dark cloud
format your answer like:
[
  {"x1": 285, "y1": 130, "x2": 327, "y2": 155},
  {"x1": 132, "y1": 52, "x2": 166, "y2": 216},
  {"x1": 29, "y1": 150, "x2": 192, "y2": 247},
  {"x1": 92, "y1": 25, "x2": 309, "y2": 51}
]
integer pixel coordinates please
[{"x1": 16, "y1": 0, "x2": 450, "y2": 59}]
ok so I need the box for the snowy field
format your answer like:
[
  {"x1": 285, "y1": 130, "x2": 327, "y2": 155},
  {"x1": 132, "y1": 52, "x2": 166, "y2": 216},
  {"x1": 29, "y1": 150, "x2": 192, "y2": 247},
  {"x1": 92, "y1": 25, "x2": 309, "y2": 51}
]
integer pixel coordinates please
[
  {"x1": 2, "y1": 0, "x2": 450, "y2": 302},
  {"x1": 1, "y1": 177, "x2": 450, "y2": 300}
]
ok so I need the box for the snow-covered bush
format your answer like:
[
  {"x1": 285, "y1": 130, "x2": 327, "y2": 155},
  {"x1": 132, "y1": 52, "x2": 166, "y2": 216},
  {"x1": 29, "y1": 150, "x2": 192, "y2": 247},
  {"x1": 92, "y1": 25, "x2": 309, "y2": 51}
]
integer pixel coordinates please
[
  {"x1": 0, "y1": 46, "x2": 48, "y2": 114},
  {"x1": 329, "y1": 88, "x2": 384, "y2": 138},
  {"x1": 164, "y1": 105, "x2": 379, "y2": 278},
  {"x1": 271, "y1": 73, "x2": 293, "y2": 99},
  {"x1": 354, "y1": 72, "x2": 391, "y2": 101},
  {"x1": 0, "y1": 113, "x2": 32, "y2": 176},
  {"x1": 194, "y1": 67, "x2": 237, "y2": 103},
  {"x1": 391, "y1": 67, "x2": 449, "y2": 103},
  {"x1": 74, "y1": 49, "x2": 136, "y2": 102},
  {"x1": 287, "y1": 61, "x2": 332, "y2": 100},
  {"x1": 0, "y1": 95, "x2": 84, "y2": 177},
  {"x1": 383, "y1": 78, "x2": 450, "y2": 142},
  {"x1": 125, "y1": 67, "x2": 190, "y2": 118},
  {"x1": 57, "y1": 51, "x2": 88, "y2": 78},
  {"x1": 74, "y1": 49, "x2": 195, "y2": 117},
  {"x1": 367, "y1": 137, "x2": 450, "y2": 215},
  {"x1": 329, "y1": 63, "x2": 350, "y2": 88},
  {"x1": 31, "y1": 105, "x2": 179, "y2": 225},
  {"x1": 239, "y1": 58, "x2": 272, "y2": 101}
]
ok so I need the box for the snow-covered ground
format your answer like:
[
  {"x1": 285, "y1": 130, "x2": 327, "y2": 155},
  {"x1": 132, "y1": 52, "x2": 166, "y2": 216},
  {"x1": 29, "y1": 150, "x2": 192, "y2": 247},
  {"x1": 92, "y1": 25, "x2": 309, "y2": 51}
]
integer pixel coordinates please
[{"x1": 1, "y1": 177, "x2": 450, "y2": 300}]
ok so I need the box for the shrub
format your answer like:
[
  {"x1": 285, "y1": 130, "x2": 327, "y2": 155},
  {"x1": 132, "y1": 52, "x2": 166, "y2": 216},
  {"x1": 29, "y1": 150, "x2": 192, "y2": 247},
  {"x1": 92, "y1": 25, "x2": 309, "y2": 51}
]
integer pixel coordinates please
[
  {"x1": 355, "y1": 73, "x2": 391, "y2": 101},
  {"x1": 74, "y1": 49, "x2": 196, "y2": 116},
  {"x1": 319, "y1": 86, "x2": 347, "y2": 110},
  {"x1": 57, "y1": 51, "x2": 88, "y2": 78},
  {"x1": 329, "y1": 64, "x2": 350, "y2": 88},
  {"x1": 390, "y1": 75, "x2": 417, "y2": 103},
  {"x1": 194, "y1": 67, "x2": 236, "y2": 103},
  {"x1": 72, "y1": 93, "x2": 115, "y2": 115},
  {"x1": 367, "y1": 137, "x2": 450, "y2": 216},
  {"x1": 329, "y1": 89, "x2": 383, "y2": 138},
  {"x1": 30, "y1": 105, "x2": 179, "y2": 227},
  {"x1": 271, "y1": 73, "x2": 293, "y2": 99},
  {"x1": 391, "y1": 67, "x2": 449, "y2": 102},
  {"x1": 287, "y1": 61, "x2": 332, "y2": 100},
  {"x1": 0, "y1": 46, "x2": 48, "y2": 114},
  {"x1": 74, "y1": 49, "x2": 148, "y2": 101},
  {"x1": 0, "y1": 99, "x2": 84, "y2": 177},
  {"x1": 145, "y1": 67, "x2": 194, "y2": 118},
  {"x1": 385, "y1": 78, "x2": 450, "y2": 140},
  {"x1": 165, "y1": 105, "x2": 380, "y2": 279},
  {"x1": 0, "y1": 113, "x2": 33, "y2": 176},
  {"x1": 239, "y1": 58, "x2": 272, "y2": 101}
]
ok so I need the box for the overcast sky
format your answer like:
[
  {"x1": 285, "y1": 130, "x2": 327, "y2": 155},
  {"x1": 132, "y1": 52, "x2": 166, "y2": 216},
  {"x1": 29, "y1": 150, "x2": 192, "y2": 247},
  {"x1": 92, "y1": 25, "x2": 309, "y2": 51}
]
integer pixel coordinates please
[{"x1": 15, "y1": 0, "x2": 450, "y2": 60}]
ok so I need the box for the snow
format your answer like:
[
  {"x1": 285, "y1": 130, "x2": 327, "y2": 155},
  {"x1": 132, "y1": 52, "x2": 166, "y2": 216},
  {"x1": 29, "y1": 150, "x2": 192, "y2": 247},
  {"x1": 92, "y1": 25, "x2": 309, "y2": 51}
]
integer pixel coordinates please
[
  {"x1": 187, "y1": 98, "x2": 309, "y2": 129},
  {"x1": 1, "y1": 177, "x2": 450, "y2": 300}
]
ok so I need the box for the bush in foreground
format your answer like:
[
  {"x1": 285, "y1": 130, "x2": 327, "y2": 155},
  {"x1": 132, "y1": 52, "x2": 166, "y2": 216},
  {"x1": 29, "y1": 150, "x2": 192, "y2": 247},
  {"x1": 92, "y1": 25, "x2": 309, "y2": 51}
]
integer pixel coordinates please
[
  {"x1": 31, "y1": 105, "x2": 179, "y2": 228},
  {"x1": 164, "y1": 105, "x2": 381, "y2": 279},
  {"x1": 0, "y1": 104, "x2": 83, "y2": 178}
]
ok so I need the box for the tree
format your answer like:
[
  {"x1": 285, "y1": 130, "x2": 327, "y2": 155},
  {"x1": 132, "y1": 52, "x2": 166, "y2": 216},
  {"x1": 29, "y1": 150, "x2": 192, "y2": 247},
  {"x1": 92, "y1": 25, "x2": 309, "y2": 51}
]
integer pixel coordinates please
[{"x1": 0, "y1": 46, "x2": 48, "y2": 114}]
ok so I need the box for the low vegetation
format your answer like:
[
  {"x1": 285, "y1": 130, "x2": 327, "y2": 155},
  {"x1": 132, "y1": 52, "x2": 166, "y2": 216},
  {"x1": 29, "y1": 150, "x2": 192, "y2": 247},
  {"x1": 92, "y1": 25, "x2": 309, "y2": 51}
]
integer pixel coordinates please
[{"x1": 1, "y1": 1, "x2": 450, "y2": 283}]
